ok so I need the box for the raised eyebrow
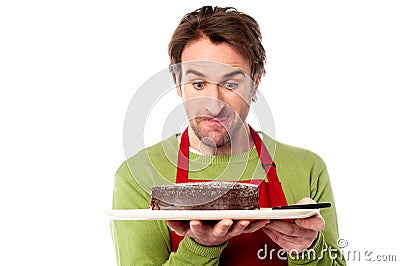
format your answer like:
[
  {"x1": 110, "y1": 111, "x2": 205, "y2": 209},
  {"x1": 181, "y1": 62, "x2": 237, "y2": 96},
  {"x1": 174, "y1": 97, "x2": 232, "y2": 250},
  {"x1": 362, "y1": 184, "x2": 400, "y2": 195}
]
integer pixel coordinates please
[
  {"x1": 184, "y1": 69, "x2": 206, "y2": 78},
  {"x1": 221, "y1": 70, "x2": 245, "y2": 80}
]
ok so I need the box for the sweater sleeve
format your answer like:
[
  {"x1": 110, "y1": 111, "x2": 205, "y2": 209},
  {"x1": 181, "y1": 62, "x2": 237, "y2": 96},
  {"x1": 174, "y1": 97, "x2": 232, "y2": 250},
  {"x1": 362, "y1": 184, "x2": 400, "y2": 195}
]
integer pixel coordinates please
[
  {"x1": 111, "y1": 162, "x2": 226, "y2": 265},
  {"x1": 288, "y1": 159, "x2": 346, "y2": 265},
  {"x1": 164, "y1": 237, "x2": 227, "y2": 266}
]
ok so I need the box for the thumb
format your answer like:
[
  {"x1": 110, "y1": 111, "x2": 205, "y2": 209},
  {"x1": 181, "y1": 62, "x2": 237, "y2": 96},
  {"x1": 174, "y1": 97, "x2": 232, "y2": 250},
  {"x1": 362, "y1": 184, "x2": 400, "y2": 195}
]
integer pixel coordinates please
[{"x1": 295, "y1": 197, "x2": 316, "y2": 205}]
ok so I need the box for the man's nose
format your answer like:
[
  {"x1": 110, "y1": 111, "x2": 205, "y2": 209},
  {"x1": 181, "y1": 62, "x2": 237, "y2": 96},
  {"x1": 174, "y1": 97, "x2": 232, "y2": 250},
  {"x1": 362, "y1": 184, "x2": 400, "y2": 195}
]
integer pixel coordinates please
[{"x1": 205, "y1": 83, "x2": 225, "y2": 116}]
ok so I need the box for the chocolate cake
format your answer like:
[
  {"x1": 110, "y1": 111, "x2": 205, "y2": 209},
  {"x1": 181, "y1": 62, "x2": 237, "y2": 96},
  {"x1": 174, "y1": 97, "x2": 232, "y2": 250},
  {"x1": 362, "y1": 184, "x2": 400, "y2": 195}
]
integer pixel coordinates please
[{"x1": 150, "y1": 181, "x2": 259, "y2": 210}]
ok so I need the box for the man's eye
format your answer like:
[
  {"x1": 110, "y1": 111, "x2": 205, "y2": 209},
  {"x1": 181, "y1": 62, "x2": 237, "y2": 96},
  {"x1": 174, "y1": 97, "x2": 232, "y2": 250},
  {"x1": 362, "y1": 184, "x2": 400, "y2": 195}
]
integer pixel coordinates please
[
  {"x1": 224, "y1": 83, "x2": 238, "y2": 90},
  {"x1": 192, "y1": 82, "x2": 205, "y2": 90}
]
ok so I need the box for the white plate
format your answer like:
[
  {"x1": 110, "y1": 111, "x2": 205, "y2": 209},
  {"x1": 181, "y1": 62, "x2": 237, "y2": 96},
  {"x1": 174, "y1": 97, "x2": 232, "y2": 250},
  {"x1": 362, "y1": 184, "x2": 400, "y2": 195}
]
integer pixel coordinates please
[{"x1": 106, "y1": 208, "x2": 319, "y2": 220}]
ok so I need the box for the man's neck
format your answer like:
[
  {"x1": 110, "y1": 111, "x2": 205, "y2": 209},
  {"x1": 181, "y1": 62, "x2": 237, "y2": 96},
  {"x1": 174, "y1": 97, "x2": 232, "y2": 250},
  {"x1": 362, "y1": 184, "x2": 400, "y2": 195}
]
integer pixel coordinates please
[{"x1": 187, "y1": 125, "x2": 255, "y2": 155}]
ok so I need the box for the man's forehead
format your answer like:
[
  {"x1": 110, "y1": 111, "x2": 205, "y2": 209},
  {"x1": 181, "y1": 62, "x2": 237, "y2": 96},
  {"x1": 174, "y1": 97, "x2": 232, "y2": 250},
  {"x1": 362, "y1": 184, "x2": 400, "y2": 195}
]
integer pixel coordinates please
[{"x1": 181, "y1": 61, "x2": 249, "y2": 81}]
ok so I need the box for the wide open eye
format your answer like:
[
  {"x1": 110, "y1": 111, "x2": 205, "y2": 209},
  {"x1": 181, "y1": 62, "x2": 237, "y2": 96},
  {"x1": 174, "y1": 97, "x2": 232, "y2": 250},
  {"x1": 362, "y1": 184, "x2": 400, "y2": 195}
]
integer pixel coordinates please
[
  {"x1": 224, "y1": 82, "x2": 238, "y2": 90},
  {"x1": 192, "y1": 81, "x2": 205, "y2": 90}
]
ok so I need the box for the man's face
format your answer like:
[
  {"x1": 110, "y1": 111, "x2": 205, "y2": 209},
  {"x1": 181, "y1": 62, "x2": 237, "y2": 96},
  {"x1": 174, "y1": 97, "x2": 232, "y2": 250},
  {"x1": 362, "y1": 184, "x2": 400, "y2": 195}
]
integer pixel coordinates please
[{"x1": 177, "y1": 37, "x2": 257, "y2": 148}]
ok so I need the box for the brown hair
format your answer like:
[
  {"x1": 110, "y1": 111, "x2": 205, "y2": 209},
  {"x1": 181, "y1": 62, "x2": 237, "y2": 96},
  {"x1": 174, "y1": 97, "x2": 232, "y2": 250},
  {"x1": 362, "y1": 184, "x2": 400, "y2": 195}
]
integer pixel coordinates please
[{"x1": 168, "y1": 6, "x2": 266, "y2": 83}]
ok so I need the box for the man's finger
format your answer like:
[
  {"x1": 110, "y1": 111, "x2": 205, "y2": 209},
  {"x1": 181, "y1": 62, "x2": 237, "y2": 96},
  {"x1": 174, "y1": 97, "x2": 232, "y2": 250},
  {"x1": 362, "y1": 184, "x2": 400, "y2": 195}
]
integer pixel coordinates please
[
  {"x1": 295, "y1": 214, "x2": 325, "y2": 231},
  {"x1": 166, "y1": 220, "x2": 190, "y2": 236},
  {"x1": 265, "y1": 220, "x2": 316, "y2": 238},
  {"x1": 263, "y1": 226, "x2": 317, "y2": 246},
  {"x1": 243, "y1": 219, "x2": 270, "y2": 233},
  {"x1": 263, "y1": 228, "x2": 311, "y2": 253},
  {"x1": 295, "y1": 197, "x2": 316, "y2": 205},
  {"x1": 213, "y1": 219, "x2": 233, "y2": 237},
  {"x1": 229, "y1": 220, "x2": 250, "y2": 236},
  {"x1": 189, "y1": 220, "x2": 204, "y2": 235}
]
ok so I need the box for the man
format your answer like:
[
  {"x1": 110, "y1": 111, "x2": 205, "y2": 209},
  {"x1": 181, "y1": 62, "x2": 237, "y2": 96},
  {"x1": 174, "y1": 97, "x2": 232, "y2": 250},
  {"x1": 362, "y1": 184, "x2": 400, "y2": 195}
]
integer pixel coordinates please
[{"x1": 112, "y1": 6, "x2": 345, "y2": 265}]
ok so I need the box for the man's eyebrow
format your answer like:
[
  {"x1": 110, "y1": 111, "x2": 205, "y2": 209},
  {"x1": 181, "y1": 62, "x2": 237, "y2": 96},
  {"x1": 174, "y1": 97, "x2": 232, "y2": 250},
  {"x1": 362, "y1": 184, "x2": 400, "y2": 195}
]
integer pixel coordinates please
[
  {"x1": 221, "y1": 70, "x2": 245, "y2": 79},
  {"x1": 184, "y1": 69, "x2": 206, "y2": 78},
  {"x1": 184, "y1": 69, "x2": 245, "y2": 79}
]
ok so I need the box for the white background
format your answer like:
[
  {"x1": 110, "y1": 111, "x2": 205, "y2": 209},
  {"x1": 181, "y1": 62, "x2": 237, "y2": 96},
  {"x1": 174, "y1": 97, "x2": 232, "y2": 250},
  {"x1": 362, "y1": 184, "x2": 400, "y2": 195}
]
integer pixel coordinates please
[{"x1": 1, "y1": 1, "x2": 399, "y2": 265}]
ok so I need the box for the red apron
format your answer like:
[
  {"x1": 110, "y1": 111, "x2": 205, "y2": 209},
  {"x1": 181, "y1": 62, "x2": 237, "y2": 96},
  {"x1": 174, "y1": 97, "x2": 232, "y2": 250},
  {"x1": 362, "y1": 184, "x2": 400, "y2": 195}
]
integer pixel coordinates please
[{"x1": 170, "y1": 126, "x2": 289, "y2": 265}]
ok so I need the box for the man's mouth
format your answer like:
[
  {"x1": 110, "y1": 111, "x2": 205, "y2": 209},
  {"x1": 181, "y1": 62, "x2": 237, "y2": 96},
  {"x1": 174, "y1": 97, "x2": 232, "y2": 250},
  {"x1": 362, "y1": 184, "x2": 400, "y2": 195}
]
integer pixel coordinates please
[{"x1": 198, "y1": 117, "x2": 229, "y2": 127}]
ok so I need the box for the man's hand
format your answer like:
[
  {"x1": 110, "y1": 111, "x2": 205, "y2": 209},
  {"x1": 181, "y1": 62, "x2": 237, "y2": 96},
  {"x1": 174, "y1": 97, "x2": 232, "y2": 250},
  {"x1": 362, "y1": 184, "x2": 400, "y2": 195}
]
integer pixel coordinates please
[
  {"x1": 263, "y1": 197, "x2": 325, "y2": 254},
  {"x1": 167, "y1": 219, "x2": 270, "y2": 246}
]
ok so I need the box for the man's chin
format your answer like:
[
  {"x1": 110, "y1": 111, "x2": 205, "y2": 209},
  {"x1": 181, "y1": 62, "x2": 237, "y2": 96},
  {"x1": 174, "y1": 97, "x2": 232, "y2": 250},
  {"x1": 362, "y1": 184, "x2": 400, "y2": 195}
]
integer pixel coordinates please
[
  {"x1": 190, "y1": 122, "x2": 231, "y2": 146},
  {"x1": 200, "y1": 133, "x2": 229, "y2": 148}
]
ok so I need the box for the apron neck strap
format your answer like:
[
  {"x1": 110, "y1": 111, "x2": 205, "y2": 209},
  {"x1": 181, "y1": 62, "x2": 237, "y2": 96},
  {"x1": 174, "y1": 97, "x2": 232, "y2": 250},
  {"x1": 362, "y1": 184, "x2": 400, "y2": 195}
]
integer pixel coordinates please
[
  {"x1": 248, "y1": 125, "x2": 279, "y2": 183},
  {"x1": 176, "y1": 125, "x2": 279, "y2": 183},
  {"x1": 176, "y1": 128, "x2": 189, "y2": 183}
]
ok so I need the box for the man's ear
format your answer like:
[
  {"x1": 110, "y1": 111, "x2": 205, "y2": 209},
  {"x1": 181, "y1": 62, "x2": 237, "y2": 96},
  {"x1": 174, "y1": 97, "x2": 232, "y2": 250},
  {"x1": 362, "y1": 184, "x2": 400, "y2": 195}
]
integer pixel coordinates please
[
  {"x1": 176, "y1": 84, "x2": 182, "y2": 97},
  {"x1": 251, "y1": 76, "x2": 261, "y2": 98}
]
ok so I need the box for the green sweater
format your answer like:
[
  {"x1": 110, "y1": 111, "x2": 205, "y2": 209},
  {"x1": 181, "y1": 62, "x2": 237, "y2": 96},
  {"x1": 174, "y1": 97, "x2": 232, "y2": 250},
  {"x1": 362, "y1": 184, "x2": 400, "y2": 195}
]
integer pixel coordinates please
[{"x1": 111, "y1": 133, "x2": 346, "y2": 265}]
